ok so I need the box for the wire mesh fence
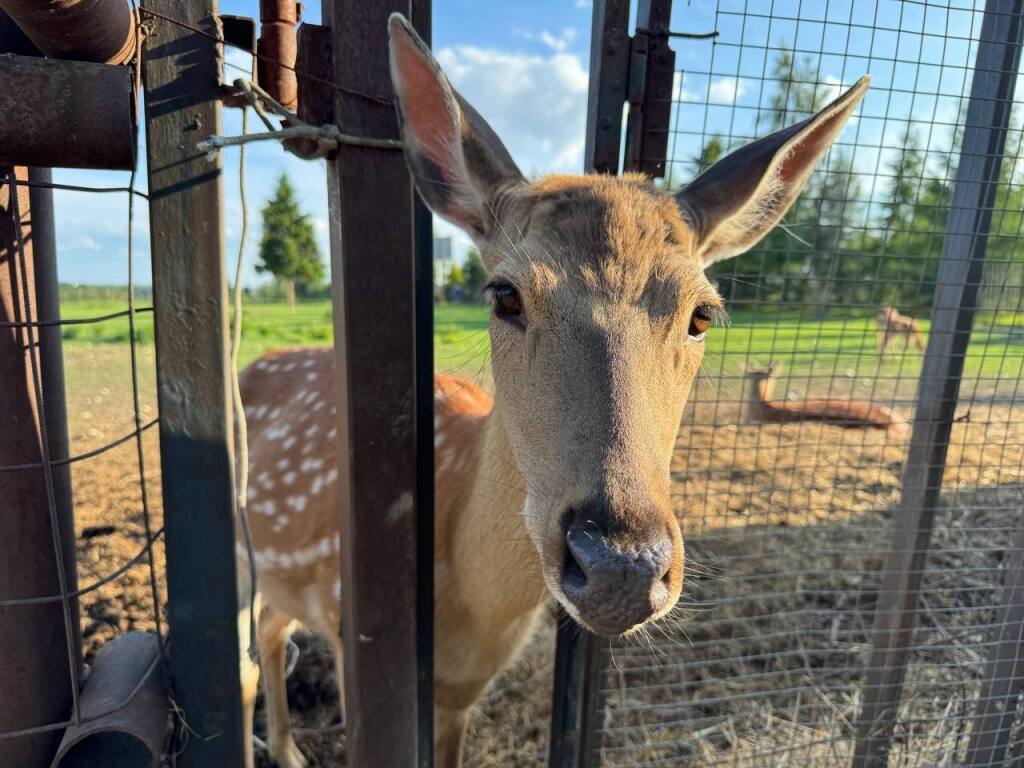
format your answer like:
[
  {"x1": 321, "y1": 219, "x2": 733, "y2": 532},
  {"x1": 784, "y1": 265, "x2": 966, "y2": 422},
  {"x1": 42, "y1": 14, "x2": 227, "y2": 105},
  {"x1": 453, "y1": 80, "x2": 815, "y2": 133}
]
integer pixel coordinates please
[
  {"x1": 582, "y1": 1, "x2": 1024, "y2": 765},
  {"x1": 0, "y1": 162, "x2": 166, "y2": 753}
]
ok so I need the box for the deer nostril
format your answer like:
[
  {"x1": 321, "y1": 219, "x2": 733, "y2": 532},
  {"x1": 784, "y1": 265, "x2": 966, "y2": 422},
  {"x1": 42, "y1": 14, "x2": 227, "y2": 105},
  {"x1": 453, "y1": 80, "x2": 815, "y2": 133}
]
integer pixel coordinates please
[{"x1": 562, "y1": 541, "x2": 588, "y2": 590}]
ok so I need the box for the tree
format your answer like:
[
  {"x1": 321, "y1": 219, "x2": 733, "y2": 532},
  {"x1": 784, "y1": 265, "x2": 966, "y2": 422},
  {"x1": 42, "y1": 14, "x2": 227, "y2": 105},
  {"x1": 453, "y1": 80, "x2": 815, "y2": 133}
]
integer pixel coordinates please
[
  {"x1": 257, "y1": 174, "x2": 324, "y2": 310},
  {"x1": 463, "y1": 249, "x2": 488, "y2": 301},
  {"x1": 445, "y1": 261, "x2": 466, "y2": 302}
]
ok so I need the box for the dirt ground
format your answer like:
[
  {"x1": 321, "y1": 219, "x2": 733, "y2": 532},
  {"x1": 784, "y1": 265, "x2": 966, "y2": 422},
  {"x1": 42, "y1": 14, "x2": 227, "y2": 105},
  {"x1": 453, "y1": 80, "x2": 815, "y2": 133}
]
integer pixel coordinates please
[{"x1": 66, "y1": 344, "x2": 1024, "y2": 766}]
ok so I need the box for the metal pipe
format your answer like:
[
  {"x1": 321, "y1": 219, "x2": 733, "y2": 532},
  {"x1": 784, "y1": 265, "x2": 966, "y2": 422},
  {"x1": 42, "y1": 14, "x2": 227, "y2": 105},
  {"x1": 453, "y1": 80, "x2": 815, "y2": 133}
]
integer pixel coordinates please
[
  {"x1": 0, "y1": 0, "x2": 136, "y2": 64},
  {"x1": 257, "y1": 0, "x2": 298, "y2": 110},
  {"x1": 0, "y1": 55, "x2": 137, "y2": 170},
  {"x1": 0, "y1": 164, "x2": 80, "y2": 766},
  {"x1": 50, "y1": 632, "x2": 169, "y2": 768}
]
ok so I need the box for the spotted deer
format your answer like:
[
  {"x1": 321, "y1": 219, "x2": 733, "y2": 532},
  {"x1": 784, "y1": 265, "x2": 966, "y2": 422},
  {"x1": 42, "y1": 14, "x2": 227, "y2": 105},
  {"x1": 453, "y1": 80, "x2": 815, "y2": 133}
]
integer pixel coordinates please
[
  {"x1": 876, "y1": 305, "x2": 926, "y2": 353},
  {"x1": 742, "y1": 363, "x2": 908, "y2": 438},
  {"x1": 235, "y1": 14, "x2": 868, "y2": 768}
]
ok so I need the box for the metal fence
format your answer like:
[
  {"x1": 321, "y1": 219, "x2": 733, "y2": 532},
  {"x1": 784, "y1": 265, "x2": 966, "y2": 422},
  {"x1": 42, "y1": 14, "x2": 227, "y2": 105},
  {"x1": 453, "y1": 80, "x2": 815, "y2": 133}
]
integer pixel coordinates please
[
  {"x1": 557, "y1": 0, "x2": 1024, "y2": 766},
  {"x1": 0, "y1": 23, "x2": 167, "y2": 767}
]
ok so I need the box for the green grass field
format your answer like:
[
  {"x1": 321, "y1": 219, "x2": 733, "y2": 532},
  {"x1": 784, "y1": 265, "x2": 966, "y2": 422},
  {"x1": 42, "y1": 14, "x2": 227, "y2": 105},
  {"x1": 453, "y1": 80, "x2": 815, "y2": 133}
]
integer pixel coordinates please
[{"x1": 59, "y1": 299, "x2": 1024, "y2": 393}]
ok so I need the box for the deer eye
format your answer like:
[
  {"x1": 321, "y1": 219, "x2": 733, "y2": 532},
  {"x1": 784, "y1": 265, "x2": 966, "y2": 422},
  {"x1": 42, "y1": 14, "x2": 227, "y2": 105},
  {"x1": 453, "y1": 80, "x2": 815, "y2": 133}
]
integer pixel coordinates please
[
  {"x1": 487, "y1": 281, "x2": 523, "y2": 324},
  {"x1": 688, "y1": 304, "x2": 715, "y2": 340}
]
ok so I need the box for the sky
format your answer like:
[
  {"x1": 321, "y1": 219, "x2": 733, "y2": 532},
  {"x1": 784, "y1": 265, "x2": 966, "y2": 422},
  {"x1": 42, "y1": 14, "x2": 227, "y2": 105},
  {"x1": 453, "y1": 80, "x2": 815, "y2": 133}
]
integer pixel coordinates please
[{"x1": 51, "y1": 0, "x2": 996, "y2": 286}]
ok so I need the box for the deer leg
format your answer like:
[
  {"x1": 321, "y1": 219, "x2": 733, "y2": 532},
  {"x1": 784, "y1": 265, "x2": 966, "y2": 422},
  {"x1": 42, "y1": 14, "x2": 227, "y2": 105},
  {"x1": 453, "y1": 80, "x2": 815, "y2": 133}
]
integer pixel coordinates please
[
  {"x1": 259, "y1": 607, "x2": 308, "y2": 768},
  {"x1": 239, "y1": 604, "x2": 260, "y2": 768},
  {"x1": 435, "y1": 706, "x2": 470, "y2": 768},
  {"x1": 237, "y1": 564, "x2": 261, "y2": 768}
]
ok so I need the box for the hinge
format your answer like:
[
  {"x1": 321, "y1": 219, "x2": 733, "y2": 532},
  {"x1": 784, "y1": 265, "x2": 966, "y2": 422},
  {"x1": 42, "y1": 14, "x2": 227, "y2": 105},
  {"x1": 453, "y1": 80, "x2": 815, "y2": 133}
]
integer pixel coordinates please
[{"x1": 623, "y1": 17, "x2": 676, "y2": 178}]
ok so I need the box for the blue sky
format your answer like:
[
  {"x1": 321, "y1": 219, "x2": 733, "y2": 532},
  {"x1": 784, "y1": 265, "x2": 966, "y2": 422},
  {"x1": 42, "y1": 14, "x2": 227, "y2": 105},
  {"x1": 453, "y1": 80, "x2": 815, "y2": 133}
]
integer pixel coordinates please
[{"x1": 53, "y1": 0, "x2": 994, "y2": 286}]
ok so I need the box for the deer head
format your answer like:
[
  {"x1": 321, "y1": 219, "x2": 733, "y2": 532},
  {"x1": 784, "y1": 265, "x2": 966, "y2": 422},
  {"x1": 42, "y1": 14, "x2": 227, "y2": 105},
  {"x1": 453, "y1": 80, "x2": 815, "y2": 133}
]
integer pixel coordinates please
[{"x1": 388, "y1": 15, "x2": 867, "y2": 636}]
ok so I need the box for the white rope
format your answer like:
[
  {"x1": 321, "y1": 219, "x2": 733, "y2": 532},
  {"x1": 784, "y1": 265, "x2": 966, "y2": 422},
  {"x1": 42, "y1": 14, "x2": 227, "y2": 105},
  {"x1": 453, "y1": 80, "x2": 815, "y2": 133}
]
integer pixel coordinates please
[{"x1": 232, "y1": 69, "x2": 260, "y2": 664}]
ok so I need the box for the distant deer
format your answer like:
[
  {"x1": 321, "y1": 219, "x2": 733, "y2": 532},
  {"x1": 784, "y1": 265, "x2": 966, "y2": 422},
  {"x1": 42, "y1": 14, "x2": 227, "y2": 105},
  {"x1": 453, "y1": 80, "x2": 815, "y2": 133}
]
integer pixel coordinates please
[
  {"x1": 876, "y1": 305, "x2": 926, "y2": 354},
  {"x1": 742, "y1": 363, "x2": 908, "y2": 438},
  {"x1": 234, "y1": 14, "x2": 868, "y2": 768}
]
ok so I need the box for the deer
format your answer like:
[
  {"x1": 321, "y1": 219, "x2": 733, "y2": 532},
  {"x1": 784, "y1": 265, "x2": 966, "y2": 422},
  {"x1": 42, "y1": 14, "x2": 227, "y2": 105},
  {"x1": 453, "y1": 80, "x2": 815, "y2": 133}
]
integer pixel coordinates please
[
  {"x1": 233, "y1": 14, "x2": 869, "y2": 768},
  {"x1": 742, "y1": 363, "x2": 908, "y2": 438},
  {"x1": 876, "y1": 305, "x2": 926, "y2": 354}
]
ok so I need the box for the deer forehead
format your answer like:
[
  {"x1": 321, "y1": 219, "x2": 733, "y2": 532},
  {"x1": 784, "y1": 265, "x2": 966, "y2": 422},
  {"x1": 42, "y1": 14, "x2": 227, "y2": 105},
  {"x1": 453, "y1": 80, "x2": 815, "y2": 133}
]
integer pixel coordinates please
[{"x1": 489, "y1": 174, "x2": 715, "y2": 318}]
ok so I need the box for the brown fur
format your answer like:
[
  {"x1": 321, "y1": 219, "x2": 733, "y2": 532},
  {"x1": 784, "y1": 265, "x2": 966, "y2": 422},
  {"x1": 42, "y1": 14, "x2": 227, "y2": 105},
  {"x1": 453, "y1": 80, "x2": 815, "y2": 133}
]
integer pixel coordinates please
[
  {"x1": 233, "y1": 17, "x2": 869, "y2": 768},
  {"x1": 877, "y1": 306, "x2": 926, "y2": 354},
  {"x1": 744, "y1": 365, "x2": 909, "y2": 438}
]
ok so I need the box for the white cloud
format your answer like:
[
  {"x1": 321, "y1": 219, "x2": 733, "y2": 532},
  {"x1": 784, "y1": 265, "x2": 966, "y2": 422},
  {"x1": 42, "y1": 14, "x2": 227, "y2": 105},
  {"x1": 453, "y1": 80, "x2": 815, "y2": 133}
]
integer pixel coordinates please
[
  {"x1": 528, "y1": 28, "x2": 577, "y2": 53},
  {"x1": 575, "y1": 0, "x2": 592, "y2": 7},
  {"x1": 675, "y1": 73, "x2": 747, "y2": 105},
  {"x1": 709, "y1": 77, "x2": 745, "y2": 104},
  {"x1": 436, "y1": 44, "x2": 589, "y2": 177}
]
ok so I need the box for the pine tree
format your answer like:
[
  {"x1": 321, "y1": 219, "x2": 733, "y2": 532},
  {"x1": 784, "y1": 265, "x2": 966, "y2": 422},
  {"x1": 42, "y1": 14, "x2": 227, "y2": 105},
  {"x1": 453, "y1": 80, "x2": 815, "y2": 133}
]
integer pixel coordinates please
[
  {"x1": 463, "y1": 249, "x2": 488, "y2": 301},
  {"x1": 257, "y1": 174, "x2": 324, "y2": 310}
]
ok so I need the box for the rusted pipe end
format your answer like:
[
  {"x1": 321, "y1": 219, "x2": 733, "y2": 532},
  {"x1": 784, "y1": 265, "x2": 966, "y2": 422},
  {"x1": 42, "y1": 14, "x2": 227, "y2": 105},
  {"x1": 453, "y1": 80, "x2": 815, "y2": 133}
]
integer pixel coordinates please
[
  {"x1": 257, "y1": 0, "x2": 299, "y2": 111},
  {"x1": 0, "y1": 0, "x2": 137, "y2": 64},
  {"x1": 50, "y1": 633, "x2": 168, "y2": 768}
]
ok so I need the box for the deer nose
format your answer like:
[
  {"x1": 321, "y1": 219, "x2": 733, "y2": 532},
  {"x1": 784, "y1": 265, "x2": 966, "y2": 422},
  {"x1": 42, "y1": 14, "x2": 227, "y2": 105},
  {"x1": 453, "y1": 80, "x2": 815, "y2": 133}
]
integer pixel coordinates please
[{"x1": 559, "y1": 507, "x2": 676, "y2": 636}]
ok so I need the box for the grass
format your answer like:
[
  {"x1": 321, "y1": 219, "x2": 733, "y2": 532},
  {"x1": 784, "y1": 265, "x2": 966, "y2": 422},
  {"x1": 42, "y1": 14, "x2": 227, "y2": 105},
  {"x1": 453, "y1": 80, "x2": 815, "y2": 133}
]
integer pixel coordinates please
[{"x1": 60, "y1": 299, "x2": 1024, "y2": 395}]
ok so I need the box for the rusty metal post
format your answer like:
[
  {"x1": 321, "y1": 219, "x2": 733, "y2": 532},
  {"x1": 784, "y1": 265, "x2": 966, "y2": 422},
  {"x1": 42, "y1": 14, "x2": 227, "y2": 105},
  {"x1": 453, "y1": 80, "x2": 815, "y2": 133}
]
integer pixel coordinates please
[
  {"x1": 0, "y1": 55, "x2": 137, "y2": 171},
  {"x1": 257, "y1": 0, "x2": 298, "y2": 110},
  {"x1": 141, "y1": 0, "x2": 245, "y2": 764},
  {"x1": 322, "y1": 0, "x2": 432, "y2": 765},
  {"x1": 0, "y1": 0, "x2": 136, "y2": 63},
  {"x1": 0, "y1": 163, "x2": 80, "y2": 764}
]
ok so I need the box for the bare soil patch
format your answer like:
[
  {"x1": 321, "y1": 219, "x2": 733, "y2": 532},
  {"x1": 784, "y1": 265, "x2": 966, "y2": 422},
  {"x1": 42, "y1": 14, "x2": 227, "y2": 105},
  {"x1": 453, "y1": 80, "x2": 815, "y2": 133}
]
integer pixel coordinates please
[{"x1": 66, "y1": 345, "x2": 1024, "y2": 766}]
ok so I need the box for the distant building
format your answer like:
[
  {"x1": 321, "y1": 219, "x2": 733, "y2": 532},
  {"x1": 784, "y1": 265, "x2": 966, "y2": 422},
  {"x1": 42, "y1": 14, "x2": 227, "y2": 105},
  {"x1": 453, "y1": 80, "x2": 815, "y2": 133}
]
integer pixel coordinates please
[{"x1": 433, "y1": 236, "x2": 452, "y2": 301}]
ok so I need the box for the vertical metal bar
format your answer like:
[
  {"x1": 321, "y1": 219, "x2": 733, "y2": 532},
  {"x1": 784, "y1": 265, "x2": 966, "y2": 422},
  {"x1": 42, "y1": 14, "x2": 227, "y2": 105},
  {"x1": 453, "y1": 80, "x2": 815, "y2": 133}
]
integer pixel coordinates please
[
  {"x1": 0, "y1": 166, "x2": 79, "y2": 766},
  {"x1": 141, "y1": 2, "x2": 245, "y2": 765},
  {"x1": 964, "y1": 508, "x2": 1024, "y2": 767},
  {"x1": 852, "y1": 3, "x2": 1024, "y2": 765},
  {"x1": 549, "y1": 4, "x2": 633, "y2": 766},
  {"x1": 624, "y1": 0, "x2": 675, "y2": 177},
  {"x1": 0, "y1": 13, "x2": 79, "y2": 760},
  {"x1": 585, "y1": 0, "x2": 631, "y2": 175},
  {"x1": 322, "y1": 1, "x2": 428, "y2": 765},
  {"x1": 409, "y1": 2, "x2": 436, "y2": 763}
]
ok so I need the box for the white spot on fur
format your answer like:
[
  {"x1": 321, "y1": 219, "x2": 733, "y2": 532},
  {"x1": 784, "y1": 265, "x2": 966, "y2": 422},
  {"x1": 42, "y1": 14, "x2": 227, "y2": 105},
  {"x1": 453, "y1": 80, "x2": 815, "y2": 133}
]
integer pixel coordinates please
[
  {"x1": 301, "y1": 457, "x2": 324, "y2": 473},
  {"x1": 266, "y1": 425, "x2": 289, "y2": 441},
  {"x1": 332, "y1": 579, "x2": 341, "y2": 602},
  {"x1": 303, "y1": 358, "x2": 315, "y2": 369},
  {"x1": 286, "y1": 495, "x2": 307, "y2": 512},
  {"x1": 251, "y1": 500, "x2": 276, "y2": 516},
  {"x1": 282, "y1": 436, "x2": 297, "y2": 450},
  {"x1": 306, "y1": 372, "x2": 318, "y2": 382},
  {"x1": 327, "y1": 427, "x2": 337, "y2": 440},
  {"x1": 325, "y1": 467, "x2": 338, "y2": 485},
  {"x1": 282, "y1": 471, "x2": 297, "y2": 485}
]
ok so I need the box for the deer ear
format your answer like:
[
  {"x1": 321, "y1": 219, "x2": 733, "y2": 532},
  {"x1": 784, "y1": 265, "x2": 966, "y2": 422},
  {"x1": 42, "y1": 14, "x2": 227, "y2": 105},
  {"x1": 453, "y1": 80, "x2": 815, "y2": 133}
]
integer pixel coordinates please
[
  {"x1": 676, "y1": 76, "x2": 869, "y2": 267},
  {"x1": 388, "y1": 14, "x2": 524, "y2": 239}
]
